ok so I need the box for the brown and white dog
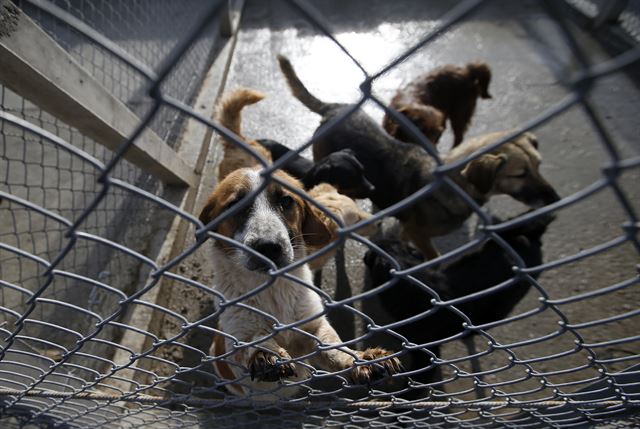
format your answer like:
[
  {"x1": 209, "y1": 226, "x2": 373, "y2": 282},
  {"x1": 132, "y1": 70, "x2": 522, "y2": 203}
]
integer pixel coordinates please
[
  {"x1": 199, "y1": 167, "x2": 400, "y2": 398},
  {"x1": 216, "y1": 87, "x2": 377, "y2": 269},
  {"x1": 383, "y1": 62, "x2": 492, "y2": 147}
]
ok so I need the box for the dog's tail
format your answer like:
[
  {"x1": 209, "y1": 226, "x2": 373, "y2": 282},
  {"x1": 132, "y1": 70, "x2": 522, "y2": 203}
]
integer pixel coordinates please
[
  {"x1": 217, "y1": 88, "x2": 266, "y2": 143},
  {"x1": 277, "y1": 54, "x2": 330, "y2": 115}
]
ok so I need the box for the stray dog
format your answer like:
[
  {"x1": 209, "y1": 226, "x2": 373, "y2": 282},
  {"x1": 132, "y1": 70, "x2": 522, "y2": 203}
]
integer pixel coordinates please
[
  {"x1": 364, "y1": 212, "x2": 554, "y2": 393},
  {"x1": 383, "y1": 62, "x2": 492, "y2": 147},
  {"x1": 216, "y1": 88, "x2": 375, "y2": 270},
  {"x1": 277, "y1": 55, "x2": 559, "y2": 258},
  {"x1": 306, "y1": 183, "x2": 377, "y2": 270},
  {"x1": 199, "y1": 167, "x2": 401, "y2": 397},
  {"x1": 216, "y1": 88, "x2": 273, "y2": 181},
  {"x1": 258, "y1": 139, "x2": 375, "y2": 198}
]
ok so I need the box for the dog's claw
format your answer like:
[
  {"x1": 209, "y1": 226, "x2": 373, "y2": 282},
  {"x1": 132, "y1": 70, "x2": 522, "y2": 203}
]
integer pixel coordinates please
[
  {"x1": 349, "y1": 348, "x2": 402, "y2": 385},
  {"x1": 249, "y1": 350, "x2": 296, "y2": 382}
]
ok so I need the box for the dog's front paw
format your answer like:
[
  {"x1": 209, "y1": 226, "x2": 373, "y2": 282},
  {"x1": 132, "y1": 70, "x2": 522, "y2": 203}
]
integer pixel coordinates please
[
  {"x1": 349, "y1": 348, "x2": 402, "y2": 384},
  {"x1": 249, "y1": 350, "x2": 297, "y2": 382}
]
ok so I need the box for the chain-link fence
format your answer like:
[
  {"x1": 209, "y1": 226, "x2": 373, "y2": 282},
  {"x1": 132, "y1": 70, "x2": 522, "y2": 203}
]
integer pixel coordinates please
[{"x1": 1, "y1": 0, "x2": 639, "y2": 428}]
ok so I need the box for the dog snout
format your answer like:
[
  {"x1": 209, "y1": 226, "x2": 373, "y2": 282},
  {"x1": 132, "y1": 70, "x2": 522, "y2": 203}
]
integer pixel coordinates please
[
  {"x1": 252, "y1": 239, "x2": 284, "y2": 261},
  {"x1": 517, "y1": 181, "x2": 561, "y2": 208},
  {"x1": 533, "y1": 175, "x2": 561, "y2": 206},
  {"x1": 246, "y1": 238, "x2": 285, "y2": 271},
  {"x1": 346, "y1": 177, "x2": 375, "y2": 199},
  {"x1": 542, "y1": 186, "x2": 561, "y2": 205}
]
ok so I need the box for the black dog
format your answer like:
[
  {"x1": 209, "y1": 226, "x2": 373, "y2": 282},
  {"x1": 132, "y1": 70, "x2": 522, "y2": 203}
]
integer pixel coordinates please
[
  {"x1": 363, "y1": 213, "x2": 554, "y2": 395},
  {"x1": 258, "y1": 139, "x2": 375, "y2": 198}
]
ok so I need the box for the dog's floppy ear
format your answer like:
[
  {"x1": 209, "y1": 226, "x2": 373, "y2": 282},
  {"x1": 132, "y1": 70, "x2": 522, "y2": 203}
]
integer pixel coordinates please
[
  {"x1": 342, "y1": 149, "x2": 365, "y2": 171},
  {"x1": 302, "y1": 200, "x2": 337, "y2": 248},
  {"x1": 461, "y1": 153, "x2": 507, "y2": 194},
  {"x1": 198, "y1": 196, "x2": 217, "y2": 226}
]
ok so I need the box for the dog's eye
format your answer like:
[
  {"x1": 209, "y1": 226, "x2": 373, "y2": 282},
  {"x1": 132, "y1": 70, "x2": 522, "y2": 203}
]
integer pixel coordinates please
[
  {"x1": 510, "y1": 171, "x2": 528, "y2": 178},
  {"x1": 279, "y1": 195, "x2": 295, "y2": 211}
]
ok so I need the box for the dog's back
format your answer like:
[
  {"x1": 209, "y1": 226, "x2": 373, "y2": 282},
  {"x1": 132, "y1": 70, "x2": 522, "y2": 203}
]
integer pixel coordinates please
[
  {"x1": 442, "y1": 213, "x2": 553, "y2": 324},
  {"x1": 419, "y1": 62, "x2": 491, "y2": 110},
  {"x1": 257, "y1": 139, "x2": 313, "y2": 180},
  {"x1": 257, "y1": 141, "x2": 375, "y2": 197}
]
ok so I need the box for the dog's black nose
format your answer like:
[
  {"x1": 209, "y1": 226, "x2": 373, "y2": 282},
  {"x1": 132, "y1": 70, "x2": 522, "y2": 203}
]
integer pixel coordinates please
[{"x1": 251, "y1": 239, "x2": 283, "y2": 263}]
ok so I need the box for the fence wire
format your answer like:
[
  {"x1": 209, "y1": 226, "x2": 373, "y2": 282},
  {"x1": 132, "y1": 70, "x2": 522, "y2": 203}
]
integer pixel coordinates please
[{"x1": 0, "y1": 0, "x2": 639, "y2": 428}]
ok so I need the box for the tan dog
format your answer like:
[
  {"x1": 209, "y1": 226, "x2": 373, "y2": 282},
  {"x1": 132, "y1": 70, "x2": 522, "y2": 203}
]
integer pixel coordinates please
[
  {"x1": 199, "y1": 167, "x2": 400, "y2": 398},
  {"x1": 383, "y1": 62, "x2": 492, "y2": 147},
  {"x1": 306, "y1": 183, "x2": 377, "y2": 270},
  {"x1": 447, "y1": 131, "x2": 560, "y2": 207},
  {"x1": 216, "y1": 88, "x2": 273, "y2": 181},
  {"x1": 401, "y1": 130, "x2": 561, "y2": 258}
]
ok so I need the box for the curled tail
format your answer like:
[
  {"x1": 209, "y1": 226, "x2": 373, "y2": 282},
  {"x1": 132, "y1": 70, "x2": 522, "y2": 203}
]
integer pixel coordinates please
[
  {"x1": 217, "y1": 88, "x2": 266, "y2": 143},
  {"x1": 277, "y1": 54, "x2": 329, "y2": 115}
]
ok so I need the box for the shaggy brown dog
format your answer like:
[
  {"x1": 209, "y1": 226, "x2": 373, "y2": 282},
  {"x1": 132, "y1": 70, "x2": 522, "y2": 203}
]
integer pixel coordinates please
[
  {"x1": 216, "y1": 88, "x2": 273, "y2": 181},
  {"x1": 383, "y1": 62, "x2": 492, "y2": 147}
]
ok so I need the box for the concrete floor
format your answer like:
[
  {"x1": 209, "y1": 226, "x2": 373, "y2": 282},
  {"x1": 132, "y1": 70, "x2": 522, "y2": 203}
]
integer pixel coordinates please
[{"x1": 206, "y1": 0, "x2": 640, "y2": 399}]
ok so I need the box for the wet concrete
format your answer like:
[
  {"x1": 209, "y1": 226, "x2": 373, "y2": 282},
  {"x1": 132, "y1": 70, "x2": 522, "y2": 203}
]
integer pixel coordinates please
[{"x1": 204, "y1": 0, "x2": 639, "y2": 401}]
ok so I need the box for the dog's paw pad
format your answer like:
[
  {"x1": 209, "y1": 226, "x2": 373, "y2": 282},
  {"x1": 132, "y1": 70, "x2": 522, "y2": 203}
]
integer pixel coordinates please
[
  {"x1": 249, "y1": 350, "x2": 296, "y2": 382},
  {"x1": 350, "y1": 348, "x2": 402, "y2": 384}
]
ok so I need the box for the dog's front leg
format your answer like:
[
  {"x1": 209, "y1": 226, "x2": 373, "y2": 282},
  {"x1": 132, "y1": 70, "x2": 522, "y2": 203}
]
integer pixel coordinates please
[
  {"x1": 305, "y1": 316, "x2": 401, "y2": 384},
  {"x1": 246, "y1": 337, "x2": 298, "y2": 382}
]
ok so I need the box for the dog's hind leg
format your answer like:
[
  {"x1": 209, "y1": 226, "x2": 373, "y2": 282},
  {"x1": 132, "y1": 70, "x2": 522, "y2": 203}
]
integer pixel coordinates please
[
  {"x1": 330, "y1": 246, "x2": 356, "y2": 340},
  {"x1": 449, "y1": 105, "x2": 474, "y2": 147},
  {"x1": 462, "y1": 336, "x2": 487, "y2": 399}
]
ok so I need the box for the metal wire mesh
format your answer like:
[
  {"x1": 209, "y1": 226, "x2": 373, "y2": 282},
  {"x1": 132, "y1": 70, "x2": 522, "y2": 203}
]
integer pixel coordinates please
[
  {"x1": 0, "y1": 0, "x2": 639, "y2": 428},
  {"x1": 18, "y1": 0, "x2": 221, "y2": 148}
]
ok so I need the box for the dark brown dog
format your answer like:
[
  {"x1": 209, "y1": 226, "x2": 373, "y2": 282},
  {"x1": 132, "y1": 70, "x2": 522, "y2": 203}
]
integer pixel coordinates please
[{"x1": 383, "y1": 62, "x2": 492, "y2": 147}]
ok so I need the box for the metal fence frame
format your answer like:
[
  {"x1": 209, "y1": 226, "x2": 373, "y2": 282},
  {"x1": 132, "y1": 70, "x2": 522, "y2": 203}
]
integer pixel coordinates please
[{"x1": 0, "y1": 0, "x2": 639, "y2": 427}]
